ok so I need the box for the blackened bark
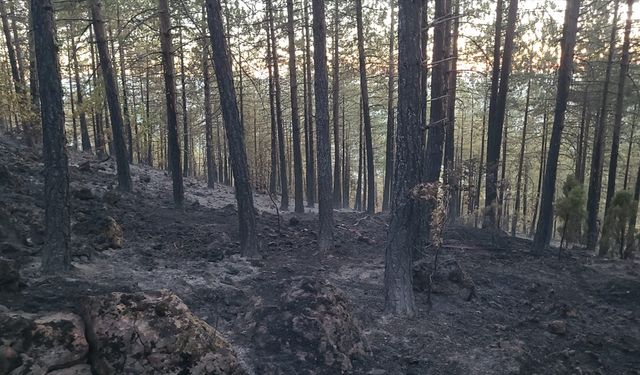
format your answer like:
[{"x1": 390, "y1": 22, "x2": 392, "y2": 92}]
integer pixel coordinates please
[
  {"x1": 303, "y1": 0, "x2": 316, "y2": 207},
  {"x1": 355, "y1": 100, "x2": 363, "y2": 211},
  {"x1": 530, "y1": 110, "x2": 548, "y2": 235},
  {"x1": 286, "y1": 0, "x2": 305, "y2": 214},
  {"x1": 332, "y1": 0, "x2": 342, "y2": 208},
  {"x1": 71, "y1": 33, "x2": 91, "y2": 152},
  {"x1": 605, "y1": 0, "x2": 633, "y2": 211},
  {"x1": 157, "y1": 0, "x2": 185, "y2": 206},
  {"x1": 356, "y1": 0, "x2": 376, "y2": 214},
  {"x1": 203, "y1": 10, "x2": 217, "y2": 188},
  {"x1": 512, "y1": 77, "x2": 531, "y2": 236},
  {"x1": 266, "y1": 22, "x2": 278, "y2": 193},
  {"x1": 587, "y1": 0, "x2": 619, "y2": 252},
  {"x1": 116, "y1": 5, "x2": 133, "y2": 163},
  {"x1": 267, "y1": 0, "x2": 289, "y2": 210},
  {"x1": 484, "y1": 0, "x2": 517, "y2": 228},
  {"x1": 623, "y1": 109, "x2": 637, "y2": 189},
  {"x1": 312, "y1": 0, "x2": 334, "y2": 251},
  {"x1": 179, "y1": 25, "x2": 190, "y2": 177},
  {"x1": 91, "y1": 0, "x2": 132, "y2": 191},
  {"x1": 384, "y1": 0, "x2": 420, "y2": 317},
  {"x1": 206, "y1": 0, "x2": 259, "y2": 257},
  {"x1": 382, "y1": 0, "x2": 396, "y2": 211},
  {"x1": 532, "y1": 0, "x2": 581, "y2": 251},
  {"x1": 32, "y1": 0, "x2": 70, "y2": 273},
  {"x1": 445, "y1": 0, "x2": 460, "y2": 219},
  {"x1": 575, "y1": 82, "x2": 588, "y2": 182}
]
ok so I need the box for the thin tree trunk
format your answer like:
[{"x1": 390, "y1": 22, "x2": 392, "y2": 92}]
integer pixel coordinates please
[
  {"x1": 286, "y1": 0, "x2": 305, "y2": 213},
  {"x1": 356, "y1": 0, "x2": 376, "y2": 214},
  {"x1": 266, "y1": 21, "x2": 278, "y2": 193},
  {"x1": 484, "y1": 0, "x2": 518, "y2": 229},
  {"x1": 445, "y1": 0, "x2": 460, "y2": 220},
  {"x1": 382, "y1": 0, "x2": 396, "y2": 211},
  {"x1": 332, "y1": 0, "x2": 342, "y2": 208},
  {"x1": 179, "y1": 23, "x2": 190, "y2": 177},
  {"x1": 576, "y1": 82, "x2": 589, "y2": 181},
  {"x1": 206, "y1": 0, "x2": 259, "y2": 258},
  {"x1": 355, "y1": 99, "x2": 363, "y2": 211},
  {"x1": 312, "y1": 0, "x2": 334, "y2": 251},
  {"x1": 530, "y1": 110, "x2": 548, "y2": 235},
  {"x1": 71, "y1": 32, "x2": 91, "y2": 152},
  {"x1": 512, "y1": 77, "x2": 531, "y2": 236},
  {"x1": 587, "y1": 0, "x2": 619, "y2": 253},
  {"x1": 32, "y1": 0, "x2": 70, "y2": 273},
  {"x1": 91, "y1": 0, "x2": 132, "y2": 191},
  {"x1": 157, "y1": 0, "x2": 184, "y2": 206},
  {"x1": 267, "y1": 0, "x2": 289, "y2": 210},
  {"x1": 605, "y1": 0, "x2": 633, "y2": 210},
  {"x1": 624, "y1": 108, "x2": 637, "y2": 189},
  {"x1": 303, "y1": 0, "x2": 316, "y2": 208},
  {"x1": 203, "y1": 8, "x2": 217, "y2": 188},
  {"x1": 117, "y1": 4, "x2": 133, "y2": 163},
  {"x1": 383, "y1": 0, "x2": 420, "y2": 317},
  {"x1": 532, "y1": 0, "x2": 581, "y2": 251},
  {"x1": 66, "y1": 38, "x2": 78, "y2": 150}
]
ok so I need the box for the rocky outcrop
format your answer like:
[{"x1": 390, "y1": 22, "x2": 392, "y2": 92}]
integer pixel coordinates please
[
  {"x1": 81, "y1": 290, "x2": 246, "y2": 375},
  {"x1": 250, "y1": 277, "x2": 368, "y2": 373},
  {"x1": 0, "y1": 312, "x2": 89, "y2": 374},
  {"x1": 1, "y1": 290, "x2": 246, "y2": 375}
]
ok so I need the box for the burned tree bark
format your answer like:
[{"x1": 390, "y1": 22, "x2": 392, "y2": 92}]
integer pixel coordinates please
[
  {"x1": 286, "y1": 0, "x2": 305, "y2": 213},
  {"x1": 32, "y1": 0, "x2": 70, "y2": 273},
  {"x1": 384, "y1": 0, "x2": 420, "y2": 317},
  {"x1": 91, "y1": 0, "x2": 132, "y2": 191},
  {"x1": 205, "y1": 0, "x2": 259, "y2": 258},
  {"x1": 587, "y1": 0, "x2": 619, "y2": 252},
  {"x1": 382, "y1": 0, "x2": 396, "y2": 211},
  {"x1": 532, "y1": 0, "x2": 581, "y2": 251},
  {"x1": 157, "y1": 0, "x2": 185, "y2": 206},
  {"x1": 356, "y1": 0, "x2": 376, "y2": 214},
  {"x1": 312, "y1": 0, "x2": 334, "y2": 251}
]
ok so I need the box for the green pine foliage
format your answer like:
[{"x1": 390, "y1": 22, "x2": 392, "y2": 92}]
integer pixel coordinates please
[{"x1": 555, "y1": 175, "x2": 586, "y2": 248}]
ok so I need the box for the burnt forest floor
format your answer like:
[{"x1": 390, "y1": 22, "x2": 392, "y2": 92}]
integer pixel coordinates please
[{"x1": 1, "y1": 134, "x2": 640, "y2": 375}]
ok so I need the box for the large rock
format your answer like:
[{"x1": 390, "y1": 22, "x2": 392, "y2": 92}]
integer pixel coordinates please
[
  {"x1": 250, "y1": 277, "x2": 368, "y2": 373},
  {"x1": 81, "y1": 290, "x2": 246, "y2": 375},
  {"x1": 0, "y1": 311, "x2": 89, "y2": 375},
  {"x1": 73, "y1": 215, "x2": 123, "y2": 250}
]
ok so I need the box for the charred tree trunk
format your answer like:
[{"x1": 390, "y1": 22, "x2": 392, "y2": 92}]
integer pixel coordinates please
[
  {"x1": 356, "y1": 0, "x2": 377, "y2": 214},
  {"x1": 205, "y1": 0, "x2": 259, "y2": 257},
  {"x1": 445, "y1": 0, "x2": 460, "y2": 220},
  {"x1": 266, "y1": 22, "x2": 278, "y2": 193},
  {"x1": 382, "y1": 0, "x2": 396, "y2": 211},
  {"x1": 587, "y1": 0, "x2": 619, "y2": 253},
  {"x1": 203, "y1": 10, "x2": 217, "y2": 188},
  {"x1": 157, "y1": 0, "x2": 184, "y2": 206},
  {"x1": 625, "y1": 162, "x2": 640, "y2": 258},
  {"x1": 331, "y1": 0, "x2": 342, "y2": 208},
  {"x1": 32, "y1": 0, "x2": 70, "y2": 273},
  {"x1": 512, "y1": 77, "x2": 531, "y2": 236},
  {"x1": 484, "y1": 0, "x2": 517, "y2": 229},
  {"x1": 71, "y1": 33, "x2": 91, "y2": 152},
  {"x1": 605, "y1": 0, "x2": 633, "y2": 210},
  {"x1": 179, "y1": 24, "x2": 190, "y2": 177},
  {"x1": 267, "y1": 0, "x2": 289, "y2": 210},
  {"x1": 383, "y1": 0, "x2": 420, "y2": 317},
  {"x1": 116, "y1": 5, "x2": 133, "y2": 163},
  {"x1": 286, "y1": 0, "x2": 305, "y2": 213},
  {"x1": 303, "y1": 0, "x2": 316, "y2": 207},
  {"x1": 91, "y1": 0, "x2": 132, "y2": 191},
  {"x1": 532, "y1": 0, "x2": 581, "y2": 251},
  {"x1": 624, "y1": 108, "x2": 637, "y2": 190},
  {"x1": 312, "y1": 0, "x2": 334, "y2": 251}
]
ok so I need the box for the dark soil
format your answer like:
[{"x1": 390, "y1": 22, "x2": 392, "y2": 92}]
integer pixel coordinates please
[{"x1": 1, "y1": 135, "x2": 639, "y2": 374}]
